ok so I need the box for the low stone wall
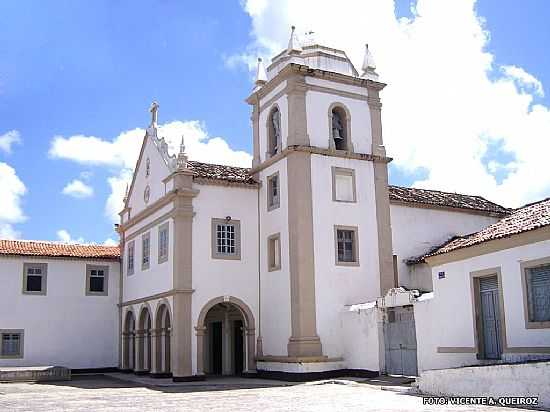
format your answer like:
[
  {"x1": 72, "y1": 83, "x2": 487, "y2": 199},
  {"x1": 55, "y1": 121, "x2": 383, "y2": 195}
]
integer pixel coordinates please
[
  {"x1": 0, "y1": 366, "x2": 71, "y2": 382},
  {"x1": 417, "y1": 361, "x2": 550, "y2": 409}
]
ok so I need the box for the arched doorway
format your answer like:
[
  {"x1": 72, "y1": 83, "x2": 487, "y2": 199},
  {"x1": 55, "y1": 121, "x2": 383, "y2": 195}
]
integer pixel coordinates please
[
  {"x1": 123, "y1": 311, "x2": 136, "y2": 370},
  {"x1": 196, "y1": 296, "x2": 255, "y2": 376},
  {"x1": 154, "y1": 302, "x2": 171, "y2": 376},
  {"x1": 137, "y1": 306, "x2": 152, "y2": 373}
]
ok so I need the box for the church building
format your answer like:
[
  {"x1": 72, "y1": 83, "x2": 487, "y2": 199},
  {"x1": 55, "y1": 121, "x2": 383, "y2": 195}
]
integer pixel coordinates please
[{"x1": 3, "y1": 28, "x2": 547, "y2": 381}]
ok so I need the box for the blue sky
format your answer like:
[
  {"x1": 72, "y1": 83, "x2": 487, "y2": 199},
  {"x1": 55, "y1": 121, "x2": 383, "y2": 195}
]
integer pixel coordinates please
[{"x1": 1, "y1": 0, "x2": 549, "y2": 244}]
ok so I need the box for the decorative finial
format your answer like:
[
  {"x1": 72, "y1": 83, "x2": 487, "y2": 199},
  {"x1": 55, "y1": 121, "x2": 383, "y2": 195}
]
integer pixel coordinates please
[
  {"x1": 149, "y1": 101, "x2": 159, "y2": 127},
  {"x1": 123, "y1": 183, "x2": 129, "y2": 202},
  {"x1": 255, "y1": 57, "x2": 267, "y2": 87},
  {"x1": 361, "y1": 44, "x2": 379, "y2": 80},
  {"x1": 176, "y1": 135, "x2": 188, "y2": 170},
  {"x1": 287, "y1": 25, "x2": 302, "y2": 53}
]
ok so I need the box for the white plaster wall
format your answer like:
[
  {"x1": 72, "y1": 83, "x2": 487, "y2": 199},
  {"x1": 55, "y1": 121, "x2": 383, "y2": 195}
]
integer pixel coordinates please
[
  {"x1": 391, "y1": 205, "x2": 499, "y2": 291},
  {"x1": 127, "y1": 135, "x2": 171, "y2": 218},
  {"x1": 123, "y1": 202, "x2": 174, "y2": 302},
  {"x1": 418, "y1": 361, "x2": 550, "y2": 409},
  {"x1": 311, "y1": 155, "x2": 381, "y2": 360},
  {"x1": 414, "y1": 296, "x2": 477, "y2": 372},
  {"x1": 0, "y1": 257, "x2": 120, "y2": 369},
  {"x1": 259, "y1": 159, "x2": 292, "y2": 357},
  {"x1": 190, "y1": 183, "x2": 260, "y2": 373},
  {"x1": 305, "y1": 82, "x2": 372, "y2": 153},
  {"x1": 341, "y1": 307, "x2": 380, "y2": 371},
  {"x1": 415, "y1": 239, "x2": 550, "y2": 372}
]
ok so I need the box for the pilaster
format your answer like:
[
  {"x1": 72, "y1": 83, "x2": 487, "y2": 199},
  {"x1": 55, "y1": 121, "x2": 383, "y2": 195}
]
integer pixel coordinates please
[{"x1": 286, "y1": 75, "x2": 310, "y2": 147}]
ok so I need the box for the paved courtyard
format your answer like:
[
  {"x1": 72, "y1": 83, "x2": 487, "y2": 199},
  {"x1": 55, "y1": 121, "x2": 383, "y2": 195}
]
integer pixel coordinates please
[{"x1": 0, "y1": 375, "x2": 539, "y2": 412}]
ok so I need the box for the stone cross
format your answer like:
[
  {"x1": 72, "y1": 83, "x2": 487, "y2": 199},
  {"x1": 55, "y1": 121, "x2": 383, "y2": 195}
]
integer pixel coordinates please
[{"x1": 149, "y1": 101, "x2": 159, "y2": 127}]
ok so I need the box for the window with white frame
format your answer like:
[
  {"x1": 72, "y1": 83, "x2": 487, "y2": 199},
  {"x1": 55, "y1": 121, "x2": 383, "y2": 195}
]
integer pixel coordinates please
[
  {"x1": 86, "y1": 265, "x2": 109, "y2": 296},
  {"x1": 267, "y1": 172, "x2": 280, "y2": 211},
  {"x1": 158, "y1": 222, "x2": 169, "y2": 264},
  {"x1": 22, "y1": 263, "x2": 47, "y2": 295},
  {"x1": 127, "y1": 240, "x2": 135, "y2": 275},
  {"x1": 332, "y1": 167, "x2": 356, "y2": 202},
  {"x1": 526, "y1": 264, "x2": 550, "y2": 323},
  {"x1": 1, "y1": 330, "x2": 23, "y2": 358},
  {"x1": 142, "y1": 232, "x2": 150, "y2": 270},
  {"x1": 268, "y1": 233, "x2": 281, "y2": 271},
  {"x1": 211, "y1": 218, "x2": 241, "y2": 260},
  {"x1": 334, "y1": 226, "x2": 359, "y2": 266}
]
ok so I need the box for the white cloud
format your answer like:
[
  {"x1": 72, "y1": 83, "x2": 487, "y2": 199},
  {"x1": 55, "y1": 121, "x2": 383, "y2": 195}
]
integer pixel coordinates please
[
  {"x1": 0, "y1": 162, "x2": 26, "y2": 238},
  {"x1": 0, "y1": 130, "x2": 22, "y2": 154},
  {"x1": 236, "y1": 0, "x2": 550, "y2": 207},
  {"x1": 50, "y1": 120, "x2": 252, "y2": 222},
  {"x1": 502, "y1": 65, "x2": 544, "y2": 97},
  {"x1": 62, "y1": 179, "x2": 94, "y2": 198},
  {"x1": 56, "y1": 229, "x2": 84, "y2": 244},
  {"x1": 103, "y1": 237, "x2": 118, "y2": 246}
]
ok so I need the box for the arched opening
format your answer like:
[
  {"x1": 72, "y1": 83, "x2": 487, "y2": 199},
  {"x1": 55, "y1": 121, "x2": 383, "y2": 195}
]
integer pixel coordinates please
[
  {"x1": 154, "y1": 303, "x2": 172, "y2": 376},
  {"x1": 137, "y1": 306, "x2": 152, "y2": 373},
  {"x1": 329, "y1": 104, "x2": 352, "y2": 151},
  {"x1": 123, "y1": 311, "x2": 136, "y2": 371},
  {"x1": 267, "y1": 106, "x2": 281, "y2": 158},
  {"x1": 196, "y1": 297, "x2": 255, "y2": 376}
]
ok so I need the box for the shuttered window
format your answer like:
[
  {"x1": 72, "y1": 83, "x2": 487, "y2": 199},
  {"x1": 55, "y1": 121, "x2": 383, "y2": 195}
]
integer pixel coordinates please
[{"x1": 527, "y1": 264, "x2": 550, "y2": 322}]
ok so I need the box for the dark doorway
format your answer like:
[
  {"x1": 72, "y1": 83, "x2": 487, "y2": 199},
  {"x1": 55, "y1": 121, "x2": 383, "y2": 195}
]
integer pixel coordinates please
[
  {"x1": 210, "y1": 321, "x2": 222, "y2": 374},
  {"x1": 233, "y1": 320, "x2": 244, "y2": 375}
]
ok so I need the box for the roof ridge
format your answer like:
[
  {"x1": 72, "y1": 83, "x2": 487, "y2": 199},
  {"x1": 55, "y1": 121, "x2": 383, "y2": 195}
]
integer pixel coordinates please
[
  {"x1": 187, "y1": 160, "x2": 251, "y2": 171},
  {"x1": 515, "y1": 196, "x2": 550, "y2": 211},
  {"x1": 389, "y1": 184, "x2": 497, "y2": 202},
  {"x1": 0, "y1": 239, "x2": 119, "y2": 248}
]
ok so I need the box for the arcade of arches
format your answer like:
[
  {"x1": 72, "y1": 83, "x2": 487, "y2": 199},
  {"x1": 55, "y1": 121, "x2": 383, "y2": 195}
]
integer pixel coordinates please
[{"x1": 121, "y1": 297, "x2": 255, "y2": 377}]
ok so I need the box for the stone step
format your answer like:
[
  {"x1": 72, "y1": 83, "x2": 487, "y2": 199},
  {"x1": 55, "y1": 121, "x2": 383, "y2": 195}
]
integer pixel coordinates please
[{"x1": 0, "y1": 366, "x2": 70, "y2": 383}]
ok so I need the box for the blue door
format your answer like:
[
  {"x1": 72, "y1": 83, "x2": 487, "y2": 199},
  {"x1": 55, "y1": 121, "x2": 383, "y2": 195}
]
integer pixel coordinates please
[{"x1": 479, "y1": 276, "x2": 502, "y2": 360}]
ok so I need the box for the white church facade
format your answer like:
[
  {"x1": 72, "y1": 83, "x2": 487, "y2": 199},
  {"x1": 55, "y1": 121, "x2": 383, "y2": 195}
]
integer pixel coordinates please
[{"x1": 1, "y1": 31, "x2": 548, "y2": 381}]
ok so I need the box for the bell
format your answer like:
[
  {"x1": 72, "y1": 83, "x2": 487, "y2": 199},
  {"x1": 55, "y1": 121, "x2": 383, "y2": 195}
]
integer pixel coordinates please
[{"x1": 333, "y1": 134, "x2": 343, "y2": 140}]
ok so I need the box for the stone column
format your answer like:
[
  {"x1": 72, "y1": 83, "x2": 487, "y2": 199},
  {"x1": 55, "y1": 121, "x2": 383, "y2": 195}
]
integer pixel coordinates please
[
  {"x1": 134, "y1": 330, "x2": 144, "y2": 372},
  {"x1": 150, "y1": 329, "x2": 160, "y2": 375},
  {"x1": 222, "y1": 312, "x2": 231, "y2": 375},
  {"x1": 286, "y1": 150, "x2": 323, "y2": 357},
  {"x1": 246, "y1": 328, "x2": 256, "y2": 371},
  {"x1": 251, "y1": 104, "x2": 261, "y2": 167},
  {"x1": 121, "y1": 332, "x2": 128, "y2": 370},
  {"x1": 367, "y1": 87, "x2": 395, "y2": 296},
  {"x1": 195, "y1": 326, "x2": 206, "y2": 375}
]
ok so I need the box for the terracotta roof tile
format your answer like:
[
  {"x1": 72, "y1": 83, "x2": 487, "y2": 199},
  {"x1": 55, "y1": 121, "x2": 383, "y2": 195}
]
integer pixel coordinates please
[
  {"x1": 187, "y1": 161, "x2": 257, "y2": 185},
  {"x1": 410, "y1": 197, "x2": 550, "y2": 262},
  {"x1": 388, "y1": 185, "x2": 510, "y2": 216},
  {"x1": 0, "y1": 239, "x2": 120, "y2": 260}
]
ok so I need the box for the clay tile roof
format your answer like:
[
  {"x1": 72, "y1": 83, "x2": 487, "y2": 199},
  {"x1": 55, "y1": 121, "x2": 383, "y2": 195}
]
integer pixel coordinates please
[
  {"x1": 187, "y1": 161, "x2": 258, "y2": 186},
  {"x1": 388, "y1": 185, "x2": 510, "y2": 216},
  {"x1": 410, "y1": 197, "x2": 550, "y2": 262},
  {"x1": 0, "y1": 239, "x2": 120, "y2": 260}
]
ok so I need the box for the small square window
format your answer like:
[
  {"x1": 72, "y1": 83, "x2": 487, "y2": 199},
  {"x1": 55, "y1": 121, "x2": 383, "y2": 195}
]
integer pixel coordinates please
[
  {"x1": 86, "y1": 265, "x2": 109, "y2": 296},
  {"x1": 22, "y1": 263, "x2": 47, "y2": 295},
  {"x1": 334, "y1": 226, "x2": 359, "y2": 266},
  {"x1": 211, "y1": 218, "x2": 241, "y2": 260},
  {"x1": 127, "y1": 240, "x2": 135, "y2": 276},
  {"x1": 267, "y1": 233, "x2": 281, "y2": 272},
  {"x1": 142, "y1": 232, "x2": 151, "y2": 270},
  {"x1": 1, "y1": 330, "x2": 24, "y2": 358},
  {"x1": 332, "y1": 167, "x2": 356, "y2": 203},
  {"x1": 158, "y1": 222, "x2": 169, "y2": 264},
  {"x1": 267, "y1": 172, "x2": 280, "y2": 211}
]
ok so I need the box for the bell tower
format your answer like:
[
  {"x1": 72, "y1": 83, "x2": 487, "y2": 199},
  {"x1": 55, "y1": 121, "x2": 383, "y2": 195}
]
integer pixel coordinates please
[{"x1": 247, "y1": 29, "x2": 394, "y2": 364}]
